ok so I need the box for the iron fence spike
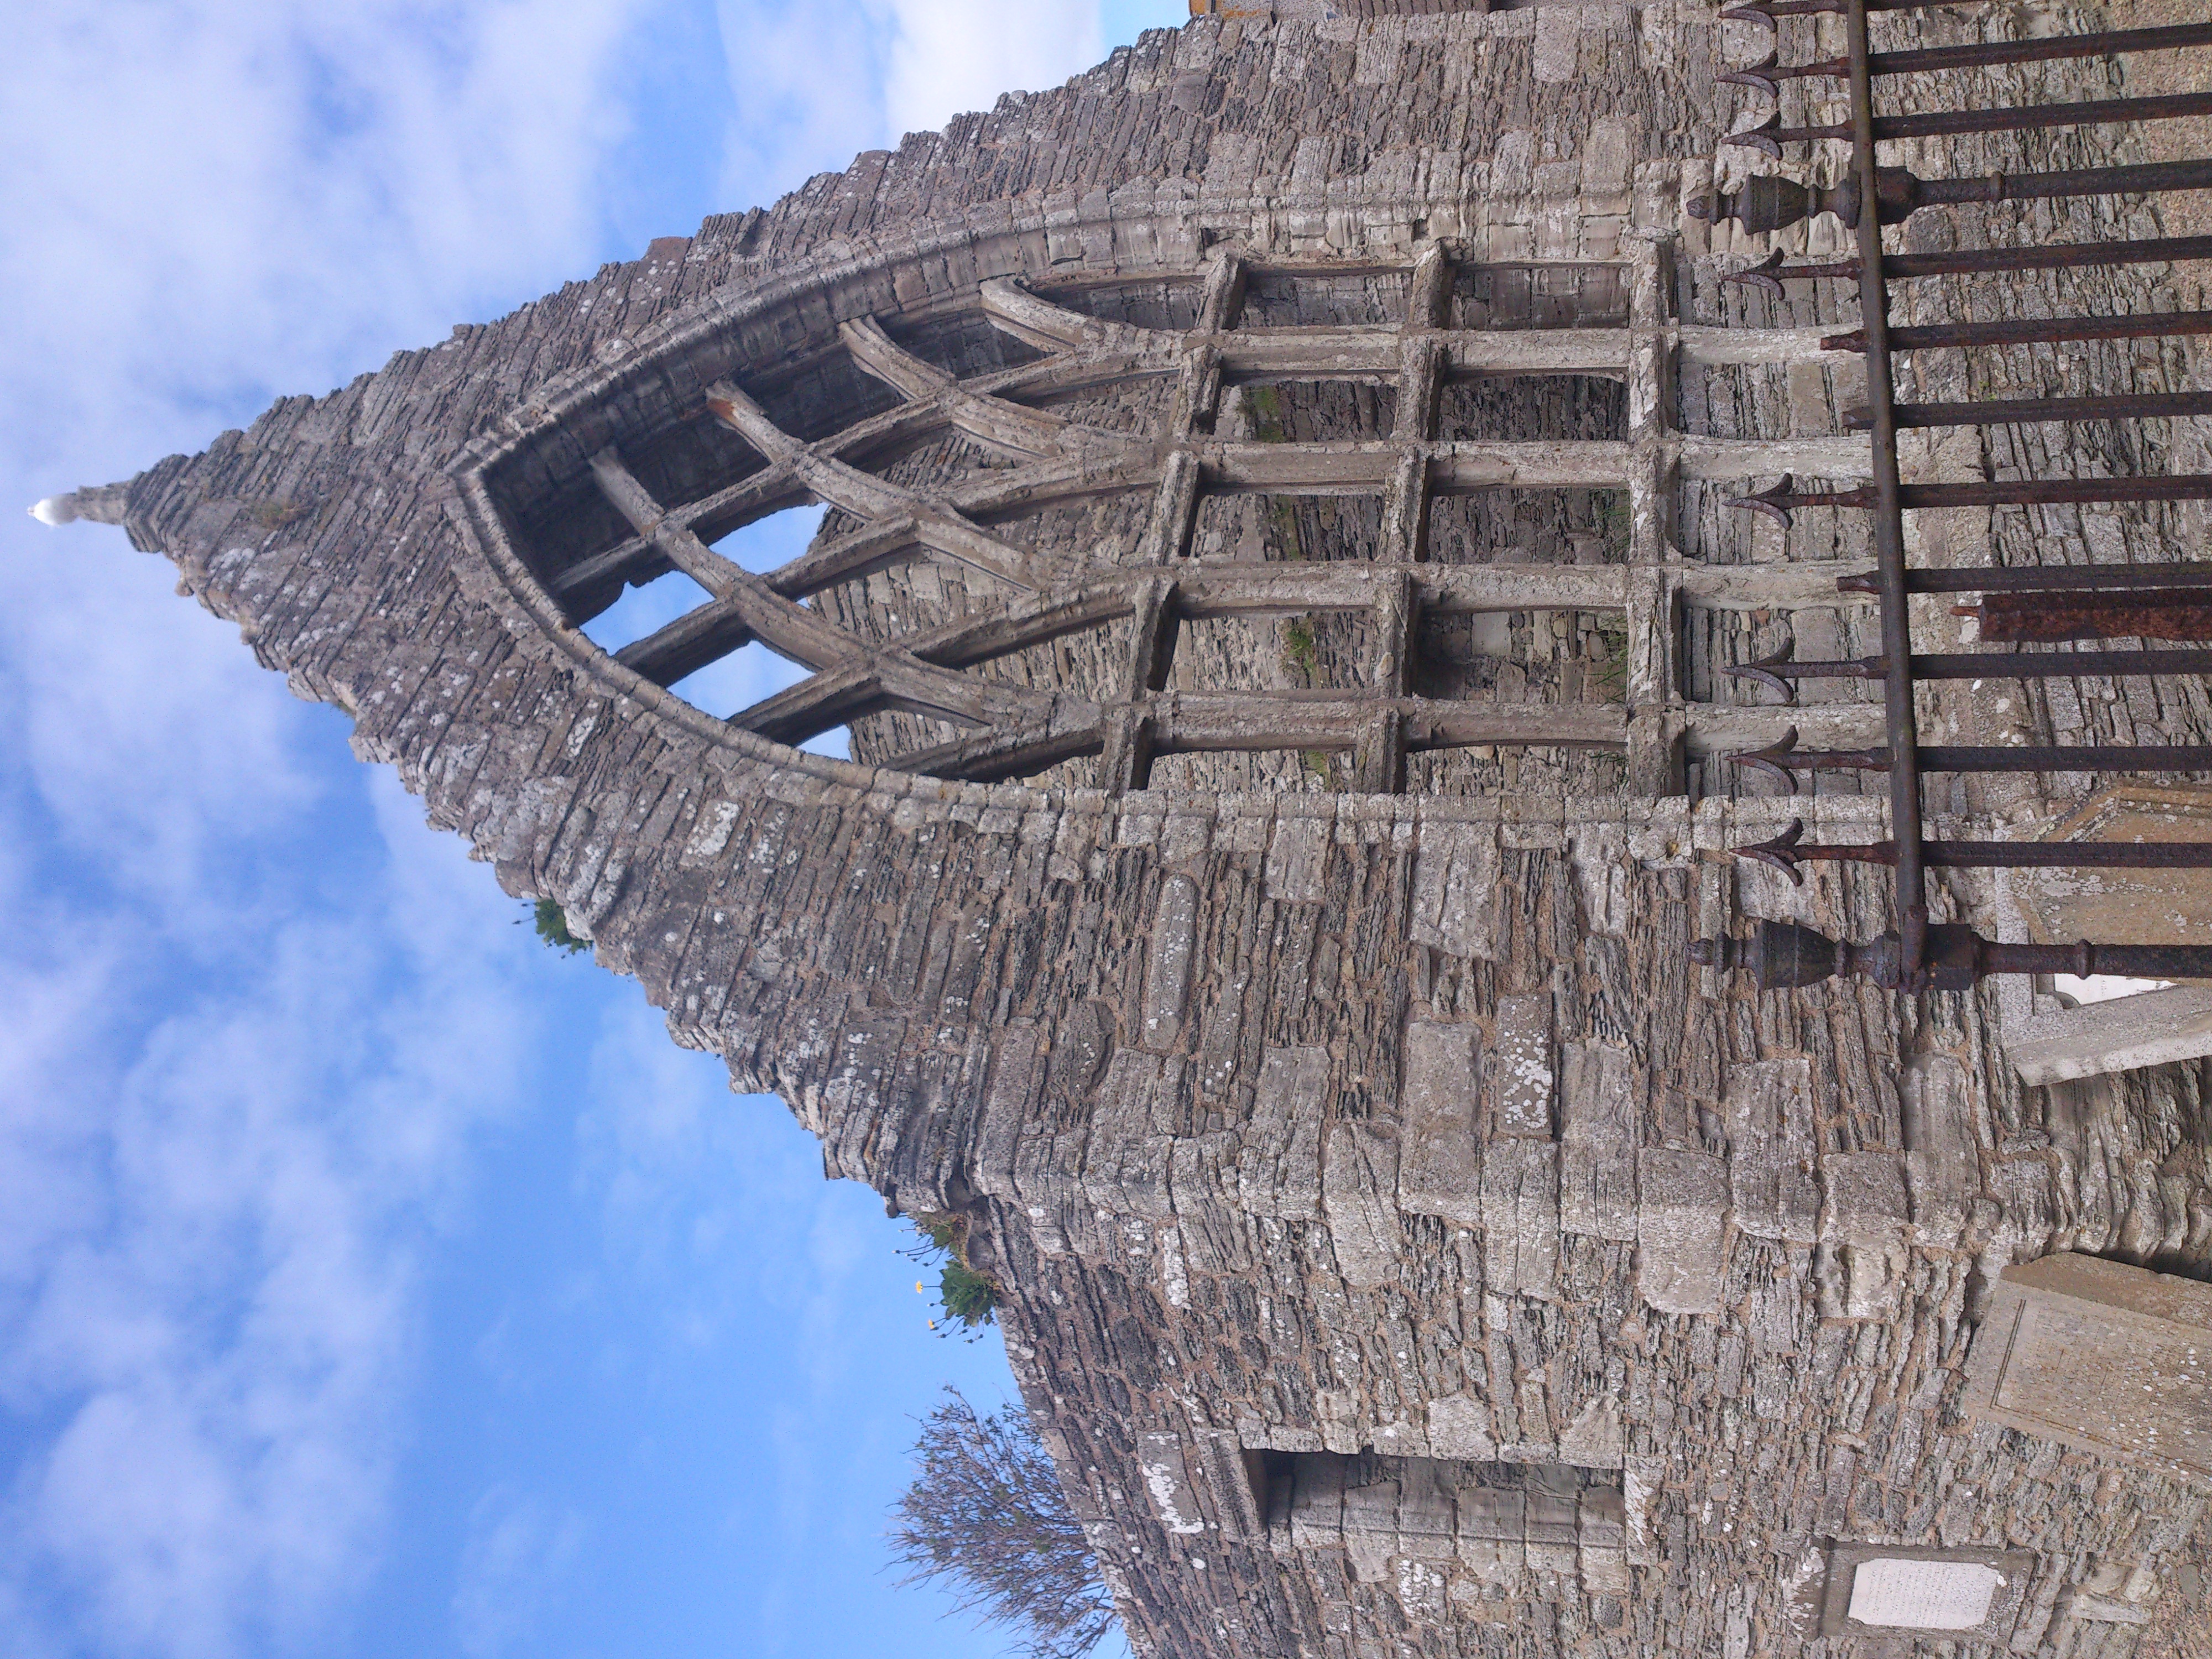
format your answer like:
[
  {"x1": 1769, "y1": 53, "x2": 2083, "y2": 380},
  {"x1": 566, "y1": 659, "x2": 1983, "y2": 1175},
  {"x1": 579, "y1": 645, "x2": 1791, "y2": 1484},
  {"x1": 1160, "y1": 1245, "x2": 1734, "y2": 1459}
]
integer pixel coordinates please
[
  {"x1": 1733, "y1": 818, "x2": 1810, "y2": 884},
  {"x1": 1723, "y1": 725, "x2": 1804, "y2": 791},
  {"x1": 1724, "y1": 473, "x2": 1799, "y2": 528},
  {"x1": 1721, "y1": 646, "x2": 1800, "y2": 706},
  {"x1": 1720, "y1": 250, "x2": 1796, "y2": 297}
]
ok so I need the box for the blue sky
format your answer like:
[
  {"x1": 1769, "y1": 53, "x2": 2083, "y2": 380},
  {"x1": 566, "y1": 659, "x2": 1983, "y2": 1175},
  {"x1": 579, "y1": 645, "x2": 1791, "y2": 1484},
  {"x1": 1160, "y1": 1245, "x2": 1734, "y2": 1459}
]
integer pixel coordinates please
[{"x1": 1, "y1": 3, "x2": 1182, "y2": 1655}]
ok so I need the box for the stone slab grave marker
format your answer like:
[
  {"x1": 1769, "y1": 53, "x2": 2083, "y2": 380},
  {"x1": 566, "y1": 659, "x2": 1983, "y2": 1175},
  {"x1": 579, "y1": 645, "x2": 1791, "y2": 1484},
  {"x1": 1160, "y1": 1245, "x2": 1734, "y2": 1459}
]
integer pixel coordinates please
[
  {"x1": 2012, "y1": 783, "x2": 2212, "y2": 950},
  {"x1": 1815, "y1": 1545, "x2": 2037, "y2": 1642},
  {"x1": 1963, "y1": 1253, "x2": 2212, "y2": 1483}
]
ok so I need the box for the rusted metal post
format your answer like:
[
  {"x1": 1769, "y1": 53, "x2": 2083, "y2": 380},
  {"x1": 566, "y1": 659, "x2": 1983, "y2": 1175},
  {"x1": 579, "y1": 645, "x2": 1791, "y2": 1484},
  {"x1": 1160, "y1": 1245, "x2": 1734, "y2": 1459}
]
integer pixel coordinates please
[
  {"x1": 1838, "y1": 0, "x2": 1928, "y2": 979},
  {"x1": 1692, "y1": 919, "x2": 2212, "y2": 989},
  {"x1": 1959, "y1": 590, "x2": 2212, "y2": 643}
]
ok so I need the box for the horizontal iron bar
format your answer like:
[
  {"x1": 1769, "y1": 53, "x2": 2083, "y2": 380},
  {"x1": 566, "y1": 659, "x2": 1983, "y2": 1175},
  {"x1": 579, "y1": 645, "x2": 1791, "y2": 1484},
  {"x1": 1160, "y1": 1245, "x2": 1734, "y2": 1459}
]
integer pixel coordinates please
[
  {"x1": 1934, "y1": 648, "x2": 2212, "y2": 677},
  {"x1": 1783, "y1": 837, "x2": 2212, "y2": 869},
  {"x1": 1854, "y1": 389, "x2": 2212, "y2": 429},
  {"x1": 1976, "y1": 938, "x2": 2212, "y2": 980},
  {"x1": 1735, "y1": 476, "x2": 2212, "y2": 524},
  {"x1": 1695, "y1": 160, "x2": 2212, "y2": 241},
  {"x1": 1694, "y1": 919, "x2": 2212, "y2": 988},
  {"x1": 1914, "y1": 743, "x2": 2212, "y2": 771},
  {"x1": 1728, "y1": 740, "x2": 2212, "y2": 777},
  {"x1": 1726, "y1": 236, "x2": 2212, "y2": 288},
  {"x1": 1824, "y1": 310, "x2": 2212, "y2": 352},
  {"x1": 1724, "y1": 20, "x2": 2212, "y2": 85},
  {"x1": 1731, "y1": 90, "x2": 2212, "y2": 151},
  {"x1": 1835, "y1": 565, "x2": 2212, "y2": 595},
  {"x1": 1759, "y1": 648, "x2": 2212, "y2": 679},
  {"x1": 1916, "y1": 157, "x2": 2212, "y2": 210}
]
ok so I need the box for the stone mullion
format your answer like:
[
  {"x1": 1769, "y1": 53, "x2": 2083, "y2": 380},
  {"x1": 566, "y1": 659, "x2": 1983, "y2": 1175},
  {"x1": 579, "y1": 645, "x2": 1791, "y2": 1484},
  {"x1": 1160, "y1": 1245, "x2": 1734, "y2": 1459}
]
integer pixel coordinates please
[
  {"x1": 1359, "y1": 568, "x2": 1418, "y2": 792},
  {"x1": 586, "y1": 448, "x2": 853, "y2": 673},
  {"x1": 1196, "y1": 247, "x2": 1248, "y2": 336},
  {"x1": 1624, "y1": 237, "x2": 1687, "y2": 796},
  {"x1": 706, "y1": 379, "x2": 1050, "y2": 590},
  {"x1": 732, "y1": 660, "x2": 884, "y2": 745},
  {"x1": 588, "y1": 448, "x2": 755, "y2": 598},
  {"x1": 839, "y1": 316, "x2": 1076, "y2": 461},
  {"x1": 883, "y1": 711, "x2": 1110, "y2": 785},
  {"x1": 1103, "y1": 575, "x2": 1177, "y2": 791},
  {"x1": 1380, "y1": 338, "x2": 1440, "y2": 569},
  {"x1": 1136, "y1": 251, "x2": 1244, "y2": 574},
  {"x1": 1136, "y1": 448, "x2": 1204, "y2": 566},
  {"x1": 1364, "y1": 246, "x2": 1451, "y2": 792},
  {"x1": 588, "y1": 447, "x2": 1073, "y2": 771}
]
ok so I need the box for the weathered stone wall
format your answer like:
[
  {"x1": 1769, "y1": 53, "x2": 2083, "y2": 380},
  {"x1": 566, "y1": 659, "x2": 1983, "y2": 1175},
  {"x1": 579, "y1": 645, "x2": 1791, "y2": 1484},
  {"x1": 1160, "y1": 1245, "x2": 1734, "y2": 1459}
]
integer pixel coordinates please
[{"x1": 75, "y1": 1, "x2": 2212, "y2": 1653}]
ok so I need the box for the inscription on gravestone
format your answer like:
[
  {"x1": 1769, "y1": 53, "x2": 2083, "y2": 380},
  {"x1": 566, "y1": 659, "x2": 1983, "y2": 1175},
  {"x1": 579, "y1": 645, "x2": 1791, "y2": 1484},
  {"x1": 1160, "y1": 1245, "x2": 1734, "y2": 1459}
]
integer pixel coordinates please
[{"x1": 1846, "y1": 1558, "x2": 2005, "y2": 1631}]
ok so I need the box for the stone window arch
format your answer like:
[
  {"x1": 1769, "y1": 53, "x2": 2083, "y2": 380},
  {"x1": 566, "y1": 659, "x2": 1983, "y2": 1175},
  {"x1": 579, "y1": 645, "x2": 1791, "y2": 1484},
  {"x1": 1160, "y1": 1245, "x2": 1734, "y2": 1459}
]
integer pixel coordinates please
[{"x1": 456, "y1": 210, "x2": 1869, "y2": 801}]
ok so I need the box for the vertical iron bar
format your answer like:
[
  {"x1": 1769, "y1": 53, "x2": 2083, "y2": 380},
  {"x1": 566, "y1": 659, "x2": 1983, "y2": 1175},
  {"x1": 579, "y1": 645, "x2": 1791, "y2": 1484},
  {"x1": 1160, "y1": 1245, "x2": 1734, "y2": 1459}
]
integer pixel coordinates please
[{"x1": 1846, "y1": 0, "x2": 1926, "y2": 978}]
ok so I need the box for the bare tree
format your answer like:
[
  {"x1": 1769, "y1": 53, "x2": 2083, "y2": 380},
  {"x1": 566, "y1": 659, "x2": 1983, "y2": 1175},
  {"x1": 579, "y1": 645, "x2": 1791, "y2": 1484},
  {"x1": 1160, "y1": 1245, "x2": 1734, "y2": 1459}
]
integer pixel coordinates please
[{"x1": 889, "y1": 1389, "x2": 1119, "y2": 1659}]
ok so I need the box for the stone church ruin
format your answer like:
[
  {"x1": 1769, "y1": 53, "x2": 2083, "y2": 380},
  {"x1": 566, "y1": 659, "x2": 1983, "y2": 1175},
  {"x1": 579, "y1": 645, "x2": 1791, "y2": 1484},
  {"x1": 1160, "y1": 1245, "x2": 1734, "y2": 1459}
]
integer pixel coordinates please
[{"x1": 35, "y1": 0, "x2": 2212, "y2": 1650}]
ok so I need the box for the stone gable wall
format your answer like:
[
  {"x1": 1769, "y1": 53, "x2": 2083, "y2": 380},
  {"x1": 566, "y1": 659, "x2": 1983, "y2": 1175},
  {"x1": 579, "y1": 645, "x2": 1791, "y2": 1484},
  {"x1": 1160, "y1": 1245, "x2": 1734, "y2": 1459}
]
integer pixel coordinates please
[{"x1": 90, "y1": 3, "x2": 2212, "y2": 1652}]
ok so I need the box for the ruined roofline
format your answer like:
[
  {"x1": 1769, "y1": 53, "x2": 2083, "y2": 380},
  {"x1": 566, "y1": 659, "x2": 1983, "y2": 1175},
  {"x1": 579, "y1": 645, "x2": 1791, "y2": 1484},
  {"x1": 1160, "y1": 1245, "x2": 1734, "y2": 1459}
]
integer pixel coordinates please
[{"x1": 28, "y1": 482, "x2": 129, "y2": 527}]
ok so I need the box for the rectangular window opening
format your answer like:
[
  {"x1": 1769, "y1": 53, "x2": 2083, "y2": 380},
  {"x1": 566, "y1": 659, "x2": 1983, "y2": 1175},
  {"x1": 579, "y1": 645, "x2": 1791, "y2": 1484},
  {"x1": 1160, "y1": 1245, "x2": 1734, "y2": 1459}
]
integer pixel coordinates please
[
  {"x1": 1426, "y1": 489, "x2": 1627, "y2": 566},
  {"x1": 1452, "y1": 263, "x2": 1630, "y2": 331},
  {"x1": 1239, "y1": 268, "x2": 1409, "y2": 328},
  {"x1": 1439, "y1": 374, "x2": 1626, "y2": 444},
  {"x1": 1413, "y1": 609, "x2": 1628, "y2": 707},
  {"x1": 1171, "y1": 611, "x2": 1374, "y2": 696},
  {"x1": 1192, "y1": 493, "x2": 1387, "y2": 562},
  {"x1": 1222, "y1": 381, "x2": 1397, "y2": 444}
]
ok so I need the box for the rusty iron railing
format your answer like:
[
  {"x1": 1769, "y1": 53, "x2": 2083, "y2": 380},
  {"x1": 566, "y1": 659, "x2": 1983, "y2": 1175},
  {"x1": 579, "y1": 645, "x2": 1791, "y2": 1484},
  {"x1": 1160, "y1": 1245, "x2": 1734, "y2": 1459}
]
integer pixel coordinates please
[{"x1": 1686, "y1": 0, "x2": 2212, "y2": 991}]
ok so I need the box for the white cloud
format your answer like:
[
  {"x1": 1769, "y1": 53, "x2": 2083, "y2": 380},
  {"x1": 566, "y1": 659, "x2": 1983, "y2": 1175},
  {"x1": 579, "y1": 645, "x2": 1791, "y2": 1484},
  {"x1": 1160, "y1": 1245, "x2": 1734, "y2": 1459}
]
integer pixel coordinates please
[
  {"x1": 0, "y1": 768, "x2": 541, "y2": 1658},
  {"x1": 4, "y1": 551, "x2": 322, "y2": 926},
  {"x1": 715, "y1": 0, "x2": 892, "y2": 202},
  {"x1": 711, "y1": 0, "x2": 1103, "y2": 208},
  {"x1": 878, "y1": 0, "x2": 1102, "y2": 141},
  {"x1": 450, "y1": 1487, "x2": 586, "y2": 1658},
  {"x1": 1, "y1": 0, "x2": 662, "y2": 453}
]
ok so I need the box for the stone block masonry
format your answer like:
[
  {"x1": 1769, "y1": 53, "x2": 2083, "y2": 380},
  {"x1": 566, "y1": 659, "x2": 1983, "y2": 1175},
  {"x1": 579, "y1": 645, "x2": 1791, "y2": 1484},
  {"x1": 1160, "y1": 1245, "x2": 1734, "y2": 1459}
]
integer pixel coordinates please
[{"x1": 48, "y1": 0, "x2": 2212, "y2": 1652}]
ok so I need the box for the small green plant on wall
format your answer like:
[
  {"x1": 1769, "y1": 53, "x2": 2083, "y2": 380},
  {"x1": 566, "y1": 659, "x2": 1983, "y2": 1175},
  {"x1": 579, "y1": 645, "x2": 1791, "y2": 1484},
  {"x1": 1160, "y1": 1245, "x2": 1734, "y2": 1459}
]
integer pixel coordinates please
[
  {"x1": 519, "y1": 898, "x2": 588, "y2": 954},
  {"x1": 904, "y1": 1214, "x2": 999, "y2": 1338}
]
